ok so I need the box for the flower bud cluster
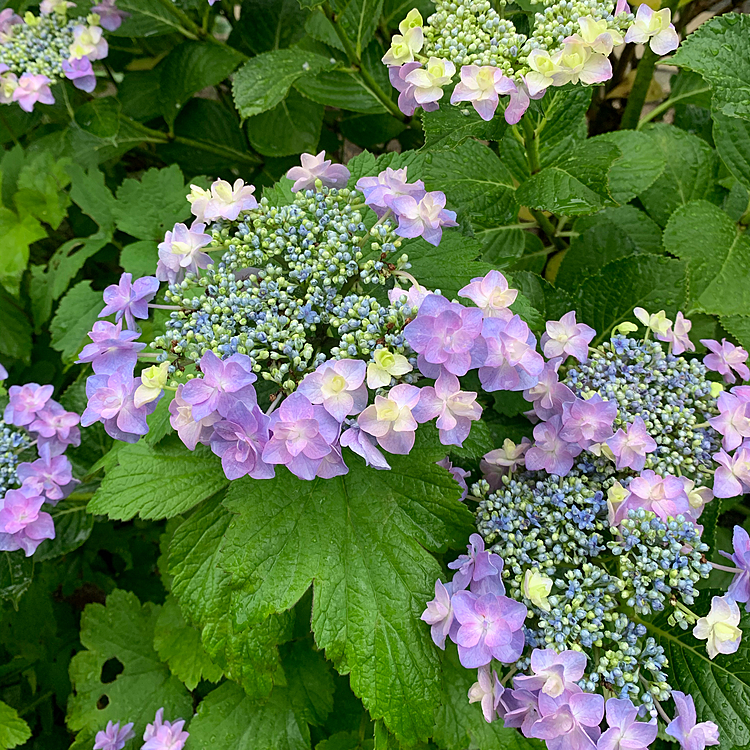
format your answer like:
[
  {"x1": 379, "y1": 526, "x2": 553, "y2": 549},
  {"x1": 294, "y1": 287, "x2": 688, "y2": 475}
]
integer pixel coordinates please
[{"x1": 0, "y1": 420, "x2": 31, "y2": 496}]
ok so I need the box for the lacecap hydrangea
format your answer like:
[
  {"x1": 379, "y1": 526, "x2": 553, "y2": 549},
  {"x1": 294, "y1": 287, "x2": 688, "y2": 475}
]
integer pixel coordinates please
[
  {"x1": 0, "y1": 0, "x2": 125, "y2": 112},
  {"x1": 421, "y1": 291, "x2": 750, "y2": 749},
  {"x1": 382, "y1": 1, "x2": 679, "y2": 123},
  {"x1": 0, "y1": 363, "x2": 81, "y2": 556}
]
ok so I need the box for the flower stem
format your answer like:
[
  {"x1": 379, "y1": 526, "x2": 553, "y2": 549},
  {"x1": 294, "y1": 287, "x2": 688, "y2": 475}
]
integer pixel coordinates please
[
  {"x1": 711, "y1": 561, "x2": 741, "y2": 574},
  {"x1": 636, "y1": 86, "x2": 711, "y2": 130}
]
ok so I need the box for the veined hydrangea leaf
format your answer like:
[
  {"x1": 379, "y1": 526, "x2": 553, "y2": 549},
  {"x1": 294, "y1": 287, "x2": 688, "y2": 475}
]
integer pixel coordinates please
[
  {"x1": 421, "y1": 105, "x2": 507, "y2": 152},
  {"x1": 671, "y1": 13, "x2": 750, "y2": 121},
  {"x1": 0, "y1": 285, "x2": 32, "y2": 363},
  {"x1": 88, "y1": 437, "x2": 229, "y2": 521},
  {"x1": 66, "y1": 589, "x2": 192, "y2": 742},
  {"x1": 49, "y1": 280, "x2": 104, "y2": 364},
  {"x1": 216, "y1": 428, "x2": 474, "y2": 744},
  {"x1": 644, "y1": 592, "x2": 750, "y2": 747},
  {"x1": 168, "y1": 495, "x2": 294, "y2": 698},
  {"x1": 721, "y1": 315, "x2": 750, "y2": 352},
  {"x1": 294, "y1": 71, "x2": 389, "y2": 114},
  {"x1": 0, "y1": 552, "x2": 33, "y2": 607},
  {"x1": 712, "y1": 110, "x2": 750, "y2": 193},
  {"x1": 663, "y1": 200, "x2": 750, "y2": 317},
  {"x1": 228, "y1": 0, "x2": 308, "y2": 56},
  {"x1": 0, "y1": 701, "x2": 31, "y2": 750}
]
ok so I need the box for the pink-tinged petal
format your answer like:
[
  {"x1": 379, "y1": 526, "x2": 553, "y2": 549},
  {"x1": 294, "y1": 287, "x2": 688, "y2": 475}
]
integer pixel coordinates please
[
  {"x1": 650, "y1": 27, "x2": 679, "y2": 55},
  {"x1": 473, "y1": 95, "x2": 499, "y2": 121}
]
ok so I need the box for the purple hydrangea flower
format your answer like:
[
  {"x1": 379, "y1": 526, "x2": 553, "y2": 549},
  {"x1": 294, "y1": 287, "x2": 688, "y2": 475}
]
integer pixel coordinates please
[
  {"x1": 523, "y1": 360, "x2": 576, "y2": 421},
  {"x1": 468, "y1": 664, "x2": 505, "y2": 723},
  {"x1": 169, "y1": 384, "x2": 220, "y2": 451},
  {"x1": 560, "y1": 394, "x2": 617, "y2": 449},
  {"x1": 541, "y1": 311, "x2": 595, "y2": 363},
  {"x1": 356, "y1": 167, "x2": 425, "y2": 219},
  {"x1": 480, "y1": 438, "x2": 531, "y2": 491},
  {"x1": 12, "y1": 73, "x2": 54, "y2": 112},
  {"x1": 458, "y1": 270, "x2": 517, "y2": 320},
  {"x1": 82, "y1": 373, "x2": 158, "y2": 443},
  {"x1": 478, "y1": 315, "x2": 545, "y2": 392},
  {"x1": 210, "y1": 401, "x2": 274, "y2": 480},
  {"x1": 4, "y1": 383, "x2": 54, "y2": 426},
  {"x1": 448, "y1": 533, "x2": 505, "y2": 592},
  {"x1": 263, "y1": 392, "x2": 343, "y2": 480},
  {"x1": 404, "y1": 294, "x2": 484, "y2": 378},
  {"x1": 449, "y1": 65, "x2": 515, "y2": 121},
  {"x1": 389, "y1": 62, "x2": 431, "y2": 117},
  {"x1": 598, "y1": 697, "x2": 657, "y2": 750},
  {"x1": 0, "y1": 8, "x2": 22, "y2": 42},
  {"x1": 28, "y1": 400, "x2": 81, "y2": 458},
  {"x1": 452, "y1": 590, "x2": 527, "y2": 668},
  {"x1": 656, "y1": 312, "x2": 695, "y2": 355},
  {"x1": 142, "y1": 718, "x2": 189, "y2": 750},
  {"x1": 180, "y1": 351, "x2": 257, "y2": 421},
  {"x1": 436, "y1": 456, "x2": 471, "y2": 501},
  {"x1": 712, "y1": 447, "x2": 750, "y2": 499},
  {"x1": 665, "y1": 692, "x2": 720, "y2": 750},
  {"x1": 412, "y1": 371, "x2": 482, "y2": 446},
  {"x1": 357, "y1": 383, "x2": 423, "y2": 455},
  {"x1": 61, "y1": 57, "x2": 96, "y2": 92},
  {"x1": 720, "y1": 525, "x2": 750, "y2": 609},
  {"x1": 514, "y1": 648, "x2": 587, "y2": 698},
  {"x1": 421, "y1": 579, "x2": 457, "y2": 649},
  {"x1": 94, "y1": 721, "x2": 135, "y2": 750},
  {"x1": 525, "y1": 416, "x2": 582, "y2": 476},
  {"x1": 286, "y1": 151, "x2": 350, "y2": 192},
  {"x1": 17, "y1": 455, "x2": 75, "y2": 502},
  {"x1": 616, "y1": 470, "x2": 691, "y2": 524},
  {"x1": 709, "y1": 391, "x2": 750, "y2": 451},
  {"x1": 156, "y1": 222, "x2": 212, "y2": 284},
  {"x1": 503, "y1": 77, "x2": 545, "y2": 124},
  {"x1": 0, "y1": 363, "x2": 7, "y2": 380},
  {"x1": 77, "y1": 320, "x2": 145, "y2": 376},
  {"x1": 340, "y1": 422, "x2": 391, "y2": 470},
  {"x1": 530, "y1": 691, "x2": 604, "y2": 749},
  {"x1": 91, "y1": 0, "x2": 130, "y2": 30},
  {"x1": 702, "y1": 339, "x2": 750, "y2": 385},
  {"x1": 606, "y1": 416, "x2": 657, "y2": 472},
  {"x1": 0, "y1": 486, "x2": 55, "y2": 556},
  {"x1": 99, "y1": 272, "x2": 159, "y2": 330},
  {"x1": 386, "y1": 190, "x2": 457, "y2": 246},
  {"x1": 502, "y1": 689, "x2": 541, "y2": 737},
  {"x1": 388, "y1": 281, "x2": 430, "y2": 311},
  {"x1": 297, "y1": 359, "x2": 367, "y2": 422}
]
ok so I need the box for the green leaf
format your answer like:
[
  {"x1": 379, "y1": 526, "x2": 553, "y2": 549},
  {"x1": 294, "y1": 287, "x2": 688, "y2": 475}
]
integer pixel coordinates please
[
  {"x1": 421, "y1": 106, "x2": 507, "y2": 151},
  {"x1": 644, "y1": 594, "x2": 750, "y2": 747},
  {"x1": 246, "y1": 88, "x2": 324, "y2": 157},
  {"x1": 112, "y1": 164, "x2": 192, "y2": 242},
  {"x1": 67, "y1": 165, "x2": 117, "y2": 232},
  {"x1": 340, "y1": 114, "x2": 406, "y2": 149},
  {"x1": 119, "y1": 70, "x2": 163, "y2": 122},
  {"x1": 0, "y1": 285, "x2": 32, "y2": 363},
  {"x1": 721, "y1": 314, "x2": 750, "y2": 351},
  {"x1": 75, "y1": 98, "x2": 121, "y2": 139},
  {"x1": 382, "y1": 0, "x2": 432, "y2": 28},
  {"x1": 511, "y1": 271, "x2": 574, "y2": 325},
  {"x1": 574, "y1": 255, "x2": 687, "y2": 345},
  {"x1": 34, "y1": 501, "x2": 94, "y2": 563},
  {"x1": 66, "y1": 590, "x2": 192, "y2": 740},
  {"x1": 338, "y1": 0, "x2": 384, "y2": 58},
  {"x1": 88, "y1": 436, "x2": 229, "y2": 521},
  {"x1": 0, "y1": 701, "x2": 31, "y2": 750},
  {"x1": 516, "y1": 140, "x2": 620, "y2": 217},
  {"x1": 120, "y1": 240, "x2": 159, "y2": 280},
  {"x1": 555, "y1": 205, "x2": 664, "y2": 291},
  {"x1": 13, "y1": 151, "x2": 72, "y2": 229},
  {"x1": 109, "y1": 0, "x2": 187, "y2": 36},
  {"x1": 233, "y1": 48, "x2": 335, "y2": 119},
  {"x1": 0, "y1": 552, "x2": 33, "y2": 607},
  {"x1": 159, "y1": 41, "x2": 246, "y2": 126},
  {"x1": 49, "y1": 280, "x2": 103, "y2": 363},
  {"x1": 663, "y1": 200, "x2": 750, "y2": 317},
  {"x1": 145, "y1": 390, "x2": 175, "y2": 445},
  {"x1": 639, "y1": 123, "x2": 721, "y2": 227},
  {"x1": 712, "y1": 109, "x2": 750, "y2": 192},
  {"x1": 0, "y1": 207, "x2": 46, "y2": 295},
  {"x1": 283, "y1": 639, "x2": 336, "y2": 726},
  {"x1": 434, "y1": 644, "x2": 543, "y2": 750},
  {"x1": 153, "y1": 594, "x2": 224, "y2": 690},
  {"x1": 297, "y1": 0, "x2": 325, "y2": 7},
  {"x1": 168, "y1": 497, "x2": 294, "y2": 697},
  {"x1": 671, "y1": 13, "x2": 750, "y2": 121},
  {"x1": 228, "y1": 0, "x2": 308, "y2": 56},
  {"x1": 593, "y1": 130, "x2": 666, "y2": 205},
  {"x1": 216, "y1": 429, "x2": 475, "y2": 743},
  {"x1": 294, "y1": 70, "x2": 389, "y2": 114},
  {"x1": 188, "y1": 682, "x2": 312, "y2": 750}
]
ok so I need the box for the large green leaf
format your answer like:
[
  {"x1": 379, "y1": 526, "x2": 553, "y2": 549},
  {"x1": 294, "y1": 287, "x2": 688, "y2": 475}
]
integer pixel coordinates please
[
  {"x1": 67, "y1": 590, "x2": 192, "y2": 742},
  {"x1": 34, "y1": 501, "x2": 94, "y2": 563},
  {"x1": 232, "y1": 48, "x2": 335, "y2": 119},
  {"x1": 639, "y1": 124, "x2": 721, "y2": 227},
  {"x1": 49, "y1": 280, "x2": 104, "y2": 363},
  {"x1": 294, "y1": 70, "x2": 389, "y2": 114},
  {"x1": 643, "y1": 594, "x2": 750, "y2": 747},
  {"x1": 574, "y1": 255, "x2": 687, "y2": 345},
  {"x1": 88, "y1": 437, "x2": 229, "y2": 521},
  {"x1": 0, "y1": 285, "x2": 32, "y2": 363},
  {"x1": 228, "y1": 0, "x2": 308, "y2": 55},
  {"x1": 0, "y1": 701, "x2": 31, "y2": 750},
  {"x1": 516, "y1": 140, "x2": 620, "y2": 217},
  {"x1": 0, "y1": 552, "x2": 33, "y2": 607},
  {"x1": 663, "y1": 200, "x2": 750, "y2": 317},
  {"x1": 216, "y1": 429, "x2": 474, "y2": 743},
  {"x1": 338, "y1": 0, "x2": 384, "y2": 57},
  {"x1": 712, "y1": 109, "x2": 750, "y2": 192},
  {"x1": 421, "y1": 106, "x2": 507, "y2": 152},
  {"x1": 671, "y1": 14, "x2": 750, "y2": 121},
  {"x1": 0, "y1": 207, "x2": 46, "y2": 296},
  {"x1": 67, "y1": 166, "x2": 117, "y2": 232},
  {"x1": 168, "y1": 496, "x2": 295, "y2": 698}
]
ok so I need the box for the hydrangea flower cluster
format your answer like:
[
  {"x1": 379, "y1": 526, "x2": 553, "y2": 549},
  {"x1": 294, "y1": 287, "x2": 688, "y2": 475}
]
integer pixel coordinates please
[
  {"x1": 421, "y1": 294, "x2": 747, "y2": 748},
  {"x1": 0, "y1": 0, "x2": 124, "y2": 111},
  {"x1": 0, "y1": 367, "x2": 80, "y2": 556},
  {"x1": 382, "y1": 1, "x2": 679, "y2": 123},
  {"x1": 94, "y1": 707, "x2": 188, "y2": 750}
]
